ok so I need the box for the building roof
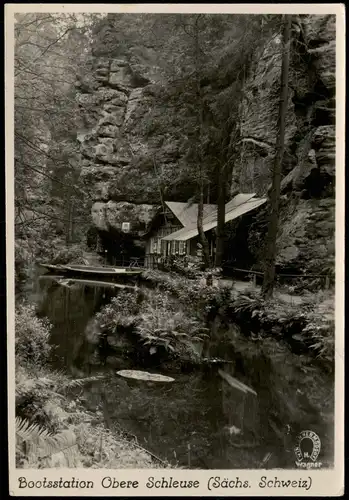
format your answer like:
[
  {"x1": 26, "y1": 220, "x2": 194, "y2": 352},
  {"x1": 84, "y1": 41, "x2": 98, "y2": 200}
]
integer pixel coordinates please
[
  {"x1": 165, "y1": 201, "x2": 217, "y2": 227},
  {"x1": 162, "y1": 194, "x2": 267, "y2": 242}
]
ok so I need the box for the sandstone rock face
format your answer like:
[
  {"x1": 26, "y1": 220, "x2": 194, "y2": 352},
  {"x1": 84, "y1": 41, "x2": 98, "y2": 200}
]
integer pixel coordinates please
[
  {"x1": 91, "y1": 200, "x2": 158, "y2": 234},
  {"x1": 237, "y1": 15, "x2": 335, "y2": 275},
  {"x1": 78, "y1": 15, "x2": 335, "y2": 276},
  {"x1": 77, "y1": 57, "x2": 152, "y2": 200},
  {"x1": 303, "y1": 14, "x2": 336, "y2": 91},
  {"x1": 76, "y1": 57, "x2": 164, "y2": 232},
  {"x1": 276, "y1": 198, "x2": 335, "y2": 273}
]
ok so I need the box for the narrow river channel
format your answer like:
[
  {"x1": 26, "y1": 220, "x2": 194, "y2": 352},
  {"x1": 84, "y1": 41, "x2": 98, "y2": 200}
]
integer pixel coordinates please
[{"x1": 35, "y1": 274, "x2": 301, "y2": 469}]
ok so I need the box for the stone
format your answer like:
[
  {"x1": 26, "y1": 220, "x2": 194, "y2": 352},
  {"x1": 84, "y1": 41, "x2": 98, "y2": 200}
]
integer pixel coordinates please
[
  {"x1": 96, "y1": 67, "x2": 109, "y2": 76},
  {"x1": 303, "y1": 15, "x2": 336, "y2": 91},
  {"x1": 109, "y1": 69, "x2": 133, "y2": 88},
  {"x1": 91, "y1": 202, "x2": 108, "y2": 231},
  {"x1": 312, "y1": 125, "x2": 335, "y2": 171},
  {"x1": 124, "y1": 88, "x2": 144, "y2": 126},
  {"x1": 95, "y1": 142, "x2": 114, "y2": 157},
  {"x1": 110, "y1": 59, "x2": 129, "y2": 72},
  {"x1": 103, "y1": 103, "x2": 126, "y2": 114},
  {"x1": 96, "y1": 58, "x2": 110, "y2": 69},
  {"x1": 77, "y1": 19, "x2": 335, "y2": 280},
  {"x1": 99, "y1": 109, "x2": 125, "y2": 127},
  {"x1": 93, "y1": 181, "x2": 110, "y2": 202},
  {"x1": 91, "y1": 200, "x2": 158, "y2": 233},
  {"x1": 95, "y1": 73, "x2": 109, "y2": 83},
  {"x1": 95, "y1": 88, "x2": 128, "y2": 105},
  {"x1": 98, "y1": 124, "x2": 119, "y2": 138}
]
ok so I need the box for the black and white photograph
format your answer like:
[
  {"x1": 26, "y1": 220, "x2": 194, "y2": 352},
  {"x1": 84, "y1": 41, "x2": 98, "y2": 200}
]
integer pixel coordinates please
[{"x1": 6, "y1": 3, "x2": 344, "y2": 495}]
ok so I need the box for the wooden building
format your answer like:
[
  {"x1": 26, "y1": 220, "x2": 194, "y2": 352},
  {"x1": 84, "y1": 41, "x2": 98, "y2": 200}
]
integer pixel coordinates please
[
  {"x1": 161, "y1": 193, "x2": 267, "y2": 264},
  {"x1": 144, "y1": 194, "x2": 267, "y2": 268},
  {"x1": 143, "y1": 201, "x2": 216, "y2": 268}
]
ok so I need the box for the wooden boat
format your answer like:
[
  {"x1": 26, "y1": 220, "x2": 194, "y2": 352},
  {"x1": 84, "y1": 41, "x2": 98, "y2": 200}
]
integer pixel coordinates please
[
  {"x1": 38, "y1": 263, "x2": 65, "y2": 272},
  {"x1": 39, "y1": 263, "x2": 143, "y2": 276},
  {"x1": 58, "y1": 278, "x2": 136, "y2": 290}
]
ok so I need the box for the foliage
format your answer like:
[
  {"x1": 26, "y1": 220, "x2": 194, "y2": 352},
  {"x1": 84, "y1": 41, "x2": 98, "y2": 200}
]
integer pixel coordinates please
[
  {"x1": 15, "y1": 13, "x2": 95, "y2": 289},
  {"x1": 15, "y1": 306, "x2": 164, "y2": 468},
  {"x1": 136, "y1": 292, "x2": 209, "y2": 360},
  {"x1": 141, "y1": 270, "x2": 335, "y2": 368},
  {"x1": 16, "y1": 417, "x2": 79, "y2": 468},
  {"x1": 51, "y1": 244, "x2": 87, "y2": 265},
  {"x1": 14, "y1": 293, "x2": 170, "y2": 469},
  {"x1": 142, "y1": 269, "x2": 232, "y2": 318},
  {"x1": 177, "y1": 279, "x2": 232, "y2": 318},
  {"x1": 15, "y1": 366, "x2": 162, "y2": 468},
  {"x1": 95, "y1": 290, "x2": 141, "y2": 332},
  {"x1": 15, "y1": 303, "x2": 52, "y2": 367},
  {"x1": 301, "y1": 294, "x2": 335, "y2": 370},
  {"x1": 231, "y1": 290, "x2": 303, "y2": 326}
]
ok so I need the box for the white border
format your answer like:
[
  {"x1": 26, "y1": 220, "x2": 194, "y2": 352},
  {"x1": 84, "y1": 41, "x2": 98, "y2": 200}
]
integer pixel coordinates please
[{"x1": 5, "y1": 3, "x2": 345, "y2": 496}]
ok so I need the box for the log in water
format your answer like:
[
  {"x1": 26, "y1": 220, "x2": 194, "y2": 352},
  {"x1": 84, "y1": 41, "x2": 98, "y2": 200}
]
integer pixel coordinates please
[{"x1": 116, "y1": 370, "x2": 175, "y2": 383}]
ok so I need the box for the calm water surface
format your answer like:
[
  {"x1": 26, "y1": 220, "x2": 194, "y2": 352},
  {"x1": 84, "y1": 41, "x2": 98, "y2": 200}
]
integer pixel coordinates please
[{"x1": 36, "y1": 275, "x2": 279, "y2": 469}]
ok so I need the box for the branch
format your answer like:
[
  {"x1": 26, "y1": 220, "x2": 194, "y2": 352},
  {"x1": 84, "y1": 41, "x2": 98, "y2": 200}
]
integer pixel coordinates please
[
  {"x1": 15, "y1": 134, "x2": 95, "y2": 200},
  {"x1": 20, "y1": 161, "x2": 89, "y2": 200},
  {"x1": 19, "y1": 203, "x2": 90, "y2": 225}
]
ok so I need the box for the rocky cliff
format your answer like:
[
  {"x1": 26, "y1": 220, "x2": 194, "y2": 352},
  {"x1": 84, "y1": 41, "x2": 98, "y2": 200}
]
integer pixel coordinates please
[
  {"x1": 76, "y1": 52, "x2": 194, "y2": 234},
  {"x1": 238, "y1": 14, "x2": 335, "y2": 276},
  {"x1": 77, "y1": 14, "x2": 335, "y2": 276}
]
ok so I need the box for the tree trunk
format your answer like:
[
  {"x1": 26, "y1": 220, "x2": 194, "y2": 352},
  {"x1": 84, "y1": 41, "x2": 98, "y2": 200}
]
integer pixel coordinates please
[
  {"x1": 70, "y1": 199, "x2": 74, "y2": 242},
  {"x1": 197, "y1": 175, "x2": 211, "y2": 268},
  {"x1": 214, "y1": 165, "x2": 226, "y2": 268},
  {"x1": 66, "y1": 196, "x2": 74, "y2": 244},
  {"x1": 66, "y1": 197, "x2": 71, "y2": 245},
  {"x1": 262, "y1": 15, "x2": 292, "y2": 299},
  {"x1": 194, "y1": 14, "x2": 211, "y2": 269}
]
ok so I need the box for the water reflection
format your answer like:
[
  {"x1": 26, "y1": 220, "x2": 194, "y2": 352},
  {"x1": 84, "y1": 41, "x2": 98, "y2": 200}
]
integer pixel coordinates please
[
  {"x1": 36, "y1": 276, "x2": 268, "y2": 469},
  {"x1": 37, "y1": 276, "x2": 115, "y2": 370}
]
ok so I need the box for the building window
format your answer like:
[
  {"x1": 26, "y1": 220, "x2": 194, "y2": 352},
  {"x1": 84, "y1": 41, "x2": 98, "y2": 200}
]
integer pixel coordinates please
[
  {"x1": 161, "y1": 240, "x2": 166, "y2": 255},
  {"x1": 179, "y1": 241, "x2": 186, "y2": 255},
  {"x1": 150, "y1": 237, "x2": 157, "y2": 254}
]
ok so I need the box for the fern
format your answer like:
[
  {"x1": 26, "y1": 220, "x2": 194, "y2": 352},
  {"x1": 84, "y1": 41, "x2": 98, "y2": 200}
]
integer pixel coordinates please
[
  {"x1": 16, "y1": 417, "x2": 79, "y2": 466},
  {"x1": 61, "y1": 375, "x2": 106, "y2": 391},
  {"x1": 16, "y1": 416, "x2": 52, "y2": 443}
]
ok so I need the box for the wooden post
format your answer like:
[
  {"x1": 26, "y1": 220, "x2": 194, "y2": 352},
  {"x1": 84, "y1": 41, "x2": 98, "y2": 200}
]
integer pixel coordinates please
[
  {"x1": 325, "y1": 275, "x2": 330, "y2": 290},
  {"x1": 206, "y1": 273, "x2": 213, "y2": 286},
  {"x1": 252, "y1": 273, "x2": 257, "y2": 287}
]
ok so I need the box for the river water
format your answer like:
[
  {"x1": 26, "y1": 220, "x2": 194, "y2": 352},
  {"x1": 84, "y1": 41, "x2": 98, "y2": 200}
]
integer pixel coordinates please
[{"x1": 35, "y1": 275, "x2": 300, "y2": 469}]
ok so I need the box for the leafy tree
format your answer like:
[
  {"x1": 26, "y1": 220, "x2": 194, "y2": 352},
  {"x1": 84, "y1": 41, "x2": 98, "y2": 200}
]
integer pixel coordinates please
[{"x1": 14, "y1": 13, "x2": 98, "y2": 278}]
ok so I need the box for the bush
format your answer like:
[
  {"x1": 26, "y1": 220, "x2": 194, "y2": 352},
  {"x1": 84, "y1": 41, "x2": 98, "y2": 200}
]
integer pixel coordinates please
[
  {"x1": 302, "y1": 294, "x2": 335, "y2": 370},
  {"x1": 16, "y1": 364, "x2": 161, "y2": 469},
  {"x1": 15, "y1": 303, "x2": 52, "y2": 367},
  {"x1": 141, "y1": 269, "x2": 232, "y2": 318},
  {"x1": 51, "y1": 244, "x2": 86, "y2": 265},
  {"x1": 136, "y1": 292, "x2": 209, "y2": 360},
  {"x1": 95, "y1": 290, "x2": 141, "y2": 332},
  {"x1": 14, "y1": 298, "x2": 166, "y2": 469}
]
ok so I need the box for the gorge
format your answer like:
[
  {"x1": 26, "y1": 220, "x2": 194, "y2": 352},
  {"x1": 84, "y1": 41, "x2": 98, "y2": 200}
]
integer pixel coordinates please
[{"x1": 14, "y1": 12, "x2": 336, "y2": 471}]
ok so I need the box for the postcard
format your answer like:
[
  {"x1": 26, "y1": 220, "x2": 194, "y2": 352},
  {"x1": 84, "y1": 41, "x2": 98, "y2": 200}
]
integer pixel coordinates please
[{"x1": 5, "y1": 3, "x2": 345, "y2": 496}]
